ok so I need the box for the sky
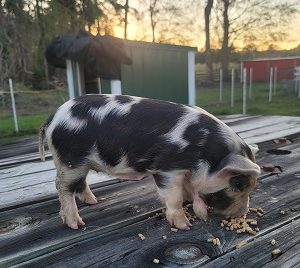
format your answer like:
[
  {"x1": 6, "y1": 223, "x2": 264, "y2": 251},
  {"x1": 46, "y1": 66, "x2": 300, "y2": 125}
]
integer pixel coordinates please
[
  {"x1": 284, "y1": 14, "x2": 300, "y2": 49},
  {"x1": 112, "y1": 1, "x2": 300, "y2": 51}
]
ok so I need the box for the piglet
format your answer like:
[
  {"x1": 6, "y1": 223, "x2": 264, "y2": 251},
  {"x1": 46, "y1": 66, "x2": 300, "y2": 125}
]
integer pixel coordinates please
[{"x1": 39, "y1": 94, "x2": 260, "y2": 230}]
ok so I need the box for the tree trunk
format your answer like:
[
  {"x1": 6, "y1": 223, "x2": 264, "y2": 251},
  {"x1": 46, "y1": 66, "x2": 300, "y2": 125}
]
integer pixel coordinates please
[
  {"x1": 204, "y1": 0, "x2": 214, "y2": 85},
  {"x1": 150, "y1": 0, "x2": 157, "y2": 42},
  {"x1": 221, "y1": 0, "x2": 230, "y2": 81},
  {"x1": 124, "y1": 0, "x2": 129, "y2": 39},
  {"x1": 36, "y1": 0, "x2": 49, "y2": 89}
]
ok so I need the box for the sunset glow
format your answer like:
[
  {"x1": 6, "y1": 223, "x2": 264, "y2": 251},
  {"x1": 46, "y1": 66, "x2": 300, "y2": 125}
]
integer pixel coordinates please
[{"x1": 108, "y1": 1, "x2": 300, "y2": 52}]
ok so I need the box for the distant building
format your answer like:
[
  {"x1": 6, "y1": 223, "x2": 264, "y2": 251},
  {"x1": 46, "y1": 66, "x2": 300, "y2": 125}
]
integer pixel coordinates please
[{"x1": 241, "y1": 56, "x2": 300, "y2": 82}]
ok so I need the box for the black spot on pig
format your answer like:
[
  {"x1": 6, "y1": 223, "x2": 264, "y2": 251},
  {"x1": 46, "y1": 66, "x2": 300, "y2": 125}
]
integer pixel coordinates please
[
  {"x1": 204, "y1": 190, "x2": 234, "y2": 210},
  {"x1": 74, "y1": 94, "x2": 108, "y2": 108},
  {"x1": 196, "y1": 114, "x2": 231, "y2": 172},
  {"x1": 71, "y1": 95, "x2": 109, "y2": 119},
  {"x1": 153, "y1": 173, "x2": 169, "y2": 189},
  {"x1": 69, "y1": 177, "x2": 86, "y2": 193},
  {"x1": 154, "y1": 143, "x2": 201, "y2": 171},
  {"x1": 183, "y1": 120, "x2": 209, "y2": 145},
  {"x1": 115, "y1": 95, "x2": 132, "y2": 104},
  {"x1": 52, "y1": 123, "x2": 95, "y2": 167}
]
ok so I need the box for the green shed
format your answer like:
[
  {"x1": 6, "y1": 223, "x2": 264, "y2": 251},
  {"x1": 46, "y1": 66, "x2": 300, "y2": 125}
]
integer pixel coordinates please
[{"x1": 66, "y1": 39, "x2": 197, "y2": 105}]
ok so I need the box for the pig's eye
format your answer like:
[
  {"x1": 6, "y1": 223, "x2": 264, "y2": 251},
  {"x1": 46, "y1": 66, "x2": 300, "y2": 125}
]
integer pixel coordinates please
[
  {"x1": 230, "y1": 175, "x2": 250, "y2": 192},
  {"x1": 234, "y1": 181, "x2": 243, "y2": 191}
]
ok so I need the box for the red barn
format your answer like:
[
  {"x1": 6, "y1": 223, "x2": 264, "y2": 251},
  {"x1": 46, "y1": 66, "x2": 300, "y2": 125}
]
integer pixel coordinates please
[{"x1": 241, "y1": 56, "x2": 300, "y2": 82}]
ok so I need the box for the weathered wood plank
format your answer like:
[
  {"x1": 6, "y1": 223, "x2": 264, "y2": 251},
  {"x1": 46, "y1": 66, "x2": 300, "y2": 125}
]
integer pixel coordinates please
[
  {"x1": 229, "y1": 116, "x2": 297, "y2": 133},
  {"x1": 0, "y1": 152, "x2": 51, "y2": 169},
  {"x1": 0, "y1": 169, "x2": 114, "y2": 208},
  {"x1": 0, "y1": 160, "x2": 55, "y2": 180},
  {"x1": 220, "y1": 115, "x2": 262, "y2": 124}
]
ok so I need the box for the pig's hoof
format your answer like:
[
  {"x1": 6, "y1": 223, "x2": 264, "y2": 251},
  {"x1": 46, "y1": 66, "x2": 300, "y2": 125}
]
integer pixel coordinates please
[
  {"x1": 66, "y1": 216, "x2": 85, "y2": 230},
  {"x1": 60, "y1": 210, "x2": 85, "y2": 229},
  {"x1": 167, "y1": 210, "x2": 192, "y2": 230},
  {"x1": 176, "y1": 222, "x2": 191, "y2": 230}
]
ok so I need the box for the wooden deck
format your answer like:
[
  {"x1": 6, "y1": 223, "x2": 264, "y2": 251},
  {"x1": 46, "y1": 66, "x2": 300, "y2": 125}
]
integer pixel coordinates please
[{"x1": 1, "y1": 115, "x2": 300, "y2": 267}]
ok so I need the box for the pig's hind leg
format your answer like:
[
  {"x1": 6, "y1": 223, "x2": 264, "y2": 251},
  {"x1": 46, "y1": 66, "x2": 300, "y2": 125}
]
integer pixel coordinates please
[
  {"x1": 56, "y1": 166, "x2": 90, "y2": 229},
  {"x1": 154, "y1": 171, "x2": 192, "y2": 230},
  {"x1": 74, "y1": 178, "x2": 98, "y2": 205}
]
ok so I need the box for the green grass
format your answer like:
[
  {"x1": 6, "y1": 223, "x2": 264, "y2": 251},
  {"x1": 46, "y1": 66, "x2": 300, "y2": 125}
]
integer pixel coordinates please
[
  {"x1": 0, "y1": 113, "x2": 49, "y2": 144},
  {"x1": 0, "y1": 88, "x2": 67, "y2": 144},
  {"x1": 197, "y1": 82, "x2": 300, "y2": 116}
]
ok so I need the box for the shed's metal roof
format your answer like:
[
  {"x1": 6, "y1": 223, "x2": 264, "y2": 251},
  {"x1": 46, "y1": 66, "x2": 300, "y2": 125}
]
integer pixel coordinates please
[
  {"x1": 242, "y1": 56, "x2": 300, "y2": 62},
  {"x1": 124, "y1": 39, "x2": 198, "y2": 51}
]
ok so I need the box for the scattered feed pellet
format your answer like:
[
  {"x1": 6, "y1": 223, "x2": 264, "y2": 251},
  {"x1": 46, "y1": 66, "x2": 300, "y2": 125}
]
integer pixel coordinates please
[
  {"x1": 220, "y1": 216, "x2": 258, "y2": 235},
  {"x1": 280, "y1": 210, "x2": 285, "y2": 215},
  {"x1": 171, "y1": 228, "x2": 178, "y2": 232},
  {"x1": 207, "y1": 237, "x2": 221, "y2": 246},
  {"x1": 272, "y1": 248, "x2": 282, "y2": 256},
  {"x1": 271, "y1": 239, "x2": 276, "y2": 245},
  {"x1": 220, "y1": 207, "x2": 264, "y2": 235},
  {"x1": 162, "y1": 235, "x2": 167, "y2": 239},
  {"x1": 183, "y1": 205, "x2": 197, "y2": 222},
  {"x1": 138, "y1": 233, "x2": 146, "y2": 240},
  {"x1": 153, "y1": 258, "x2": 160, "y2": 264}
]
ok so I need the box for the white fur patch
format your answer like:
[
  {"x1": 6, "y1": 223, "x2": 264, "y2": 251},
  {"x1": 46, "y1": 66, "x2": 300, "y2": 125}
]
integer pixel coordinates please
[
  {"x1": 46, "y1": 100, "x2": 88, "y2": 138},
  {"x1": 163, "y1": 107, "x2": 199, "y2": 149},
  {"x1": 90, "y1": 96, "x2": 141, "y2": 123},
  {"x1": 194, "y1": 105, "x2": 241, "y2": 151}
]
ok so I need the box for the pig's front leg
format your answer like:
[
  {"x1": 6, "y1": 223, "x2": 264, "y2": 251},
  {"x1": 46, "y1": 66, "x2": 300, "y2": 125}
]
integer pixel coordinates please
[
  {"x1": 154, "y1": 172, "x2": 192, "y2": 230},
  {"x1": 184, "y1": 174, "x2": 208, "y2": 221}
]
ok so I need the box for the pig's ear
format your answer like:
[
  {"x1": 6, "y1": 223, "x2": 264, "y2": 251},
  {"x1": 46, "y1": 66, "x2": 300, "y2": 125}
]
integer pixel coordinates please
[
  {"x1": 204, "y1": 154, "x2": 260, "y2": 194},
  {"x1": 248, "y1": 143, "x2": 259, "y2": 155},
  {"x1": 217, "y1": 154, "x2": 261, "y2": 178}
]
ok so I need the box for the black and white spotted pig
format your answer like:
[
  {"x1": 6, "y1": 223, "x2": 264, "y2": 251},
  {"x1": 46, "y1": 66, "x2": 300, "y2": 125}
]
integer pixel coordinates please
[{"x1": 39, "y1": 94, "x2": 260, "y2": 230}]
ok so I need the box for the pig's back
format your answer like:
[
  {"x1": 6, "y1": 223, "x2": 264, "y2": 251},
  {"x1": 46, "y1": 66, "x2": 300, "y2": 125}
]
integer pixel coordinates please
[{"x1": 44, "y1": 94, "x2": 244, "y2": 172}]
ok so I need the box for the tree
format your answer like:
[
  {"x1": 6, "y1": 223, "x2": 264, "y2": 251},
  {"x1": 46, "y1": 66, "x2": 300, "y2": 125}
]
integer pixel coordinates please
[
  {"x1": 216, "y1": 0, "x2": 298, "y2": 80},
  {"x1": 124, "y1": 0, "x2": 129, "y2": 39},
  {"x1": 220, "y1": 0, "x2": 229, "y2": 80},
  {"x1": 149, "y1": 0, "x2": 158, "y2": 42},
  {"x1": 204, "y1": 0, "x2": 214, "y2": 85}
]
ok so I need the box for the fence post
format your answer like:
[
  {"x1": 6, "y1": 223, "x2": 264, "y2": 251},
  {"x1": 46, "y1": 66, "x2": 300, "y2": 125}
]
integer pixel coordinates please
[
  {"x1": 249, "y1": 68, "x2": 253, "y2": 99},
  {"x1": 274, "y1": 67, "x2": 277, "y2": 96},
  {"x1": 298, "y1": 77, "x2": 300, "y2": 98},
  {"x1": 8, "y1": 78, "x2": 19, "y2": 133},
  {"x1": 97, "y1": 77, "x2": 102, "y2": 94},
  {"x1": 269, "y1": 67, "x2": 273, "y2": 102},
  {"x1": 231, "y1": 69, "x2": 234, "y2": 107},
  {"x1": 243, "y1": 68, "x2": 247, "y2": 115},
  {"x1": 219, "y1": 69, "x2": 223, "y2": 102}
]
